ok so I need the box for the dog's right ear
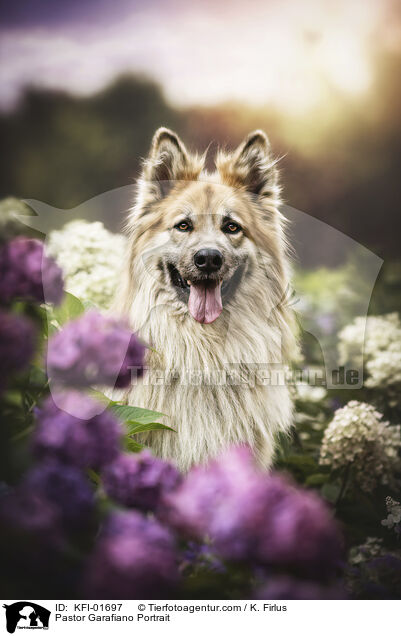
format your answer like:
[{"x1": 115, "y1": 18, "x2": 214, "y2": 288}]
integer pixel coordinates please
[
  {"x1": 147, "y1": 128, "x2": 189, "y2": 183},
  {"x1": 139, "y1": 128, "x2": 203, "y2": 202}
]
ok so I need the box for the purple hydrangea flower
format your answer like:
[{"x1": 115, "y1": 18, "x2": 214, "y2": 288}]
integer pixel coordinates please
[
  {"x1": 102, "y1": 451, "x2": 181, "y2": 512},
  {"x1": 33, "y1": 392, "x2": 122, "y2": 469},
  {"x1": 360, "y1": 556, "x2": 401, "y2": 599},
  {"x1": 0, "y1": 488, "x2": 62, "y2": 540},
  {"x1": 255, "y1": 476, "x2": 343, "y2": 578},
  {"x1": 47, "y1": 310, "x2": 145, "y2": 388},
  {"x1": 166, "y1": 445, "x2": 342, "y2": 578},
  {"x1": 256, "y1": 576, "x2": 346, "y2": 600},
  {"x1": 23, "y1": 459, "x2": 95, "y2": 528},
  {"x1": 84, "y1": 510, "x2": 179, "y2": 599},
  {"x1": 1, "y1": 459, "x2": 94, "y2": 543},
  {"x1": 181, "y1": 541, "x2": 225, "y2": 574},
  {"x1": 0, "y1": 237, "x2": 64, "y2": 305},
  {"x1": 165, "y1": 446, "x2": 272, "y2": 560},
  {"x1": 0, "y1": 310, "x2": 36, "y2": 380}
]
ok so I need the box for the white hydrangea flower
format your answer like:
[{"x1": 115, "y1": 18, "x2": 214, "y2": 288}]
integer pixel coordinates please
[
  {"x1": 47, "y1": 220, "x2": 126, "y2": 309},
  {"x1": 338, "y1": 313, "x2": 401, "y2": 366},
  {"x1": 381, "y1": 496, "x2": 401, "y2": 532},
  {"x1": 319, "y1": 401, "x2": 401, "y2": 492},
  {"x1": 348, "y1": 537, "x2": 385, "y2": 565},
  {"x1": 338, "y1": 314, "x2": 401, "y2": 399},
  {"x1": 365, "y1": 348, "x2": 401, "y2": 388},
  {"x1": 295, "y1": 383, "x2": 327, "y2": 403}
]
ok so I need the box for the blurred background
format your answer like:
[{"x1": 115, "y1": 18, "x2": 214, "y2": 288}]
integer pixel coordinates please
[
  {"x1": 1, "y1": 0, "x2": 401, "y2": 328},
  {"x1": 1, "y1": 5, "x2": 401, "y2": 594}
]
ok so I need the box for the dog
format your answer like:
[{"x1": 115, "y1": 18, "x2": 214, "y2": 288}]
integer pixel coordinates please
[{"x1": 112, "y1": 127, "x2": 297, "y2": 471}]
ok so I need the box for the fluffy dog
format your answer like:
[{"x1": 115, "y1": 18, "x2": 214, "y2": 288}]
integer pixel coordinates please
[{"x1": 112, "y1": 128, "x2": 296, "y2": 471}]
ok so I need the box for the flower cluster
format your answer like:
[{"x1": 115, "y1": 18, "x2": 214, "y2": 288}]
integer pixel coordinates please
[
  {"x1": 33, "y1": 392, "x2": 122, "y2": 469},
  {"x1": 47, "y1": 310, "x2": 145, "y2": 388},
  {"x1": 0, "y1": 237, "x2": 64, "y2": 305},
  {"x1": 84, "y1": 510, "x2": 179, "y2": 599},
  {"x1": 295, "y1": 383, "x2": 327, "y2": 403},
  {"x1": 2, "y1": 434, "x2": 345, "y2": 597},
  {"x1": 0, "y1": 208, "x2": 358, "y2": 600},
  {"x1": 365, "y1": 350, "x2": 401, "y2": 393},
  {"x1": 166, "y1": 446, "x2": 342, "y2": 579},
  {"x1": 338, "y1": 314, "x2": 401, "y2": 400},
  {"x1": 347, "y1": 537, "x2": 401, "y2": 599},
  {"x1": 102, "y1": 451, "x2": 181, "y2": 512},
  {"x1": 180, "y1": 541, "x2": 225, "y2": 575},
  {"x1": 3, "y1": 459, "x2": 95, "y2": 538},
  {"x1": 3, "y1": 387, "x2": 125, "y2": 542},
  {"x1": 348, "y1": 537, "x2": 385, "y2": 566},
  {"x1": 381, "y1": 496, "x2": 401, "y2": 535},
  {"x1": 23, "y1": 459, "x2": 95, "y2": 528},
  {"x1": 47, "y1": 220, "x2": 126, "y2": 309},
  {"x1": 0, "y1": 236, "x2": 63, "y2": 393},
  {"x1": 0, "y1": 310, "x2": 36, "y2": 382},
  {"x1": 84, "y1": 447, "x2": 342, "y2": 598},
  {"x1": 3, "y1": 377, "x2": 183, "y2": 592},
  {"x1": 338, "y1": 314, "x2": 401, "y2": 366},
  {"x1": 319, "y1": 401, "x2": 401, "y2": 492},
  {"x1": 2, "y1": 486, "x2": 62, "y2": 541}
]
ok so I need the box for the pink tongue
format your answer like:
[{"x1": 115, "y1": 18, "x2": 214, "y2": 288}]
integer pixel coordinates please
[{"x1": 188, "y1": 280, "x2": 223, "y2": 324}]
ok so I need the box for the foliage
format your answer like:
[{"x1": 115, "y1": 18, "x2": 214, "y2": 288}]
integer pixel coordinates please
[{"x1": 1, "y1": 220, "x2": 401, "y2": 600}]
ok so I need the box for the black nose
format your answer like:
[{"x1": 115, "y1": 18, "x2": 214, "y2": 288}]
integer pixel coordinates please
[{"x1": 194, "y1": 248, "x2": 223, "y2": 273}]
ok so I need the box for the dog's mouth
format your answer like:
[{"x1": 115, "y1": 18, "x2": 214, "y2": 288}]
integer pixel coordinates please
[{"x1": 167, "y1": 263, "x2": 243, "y2": 324}]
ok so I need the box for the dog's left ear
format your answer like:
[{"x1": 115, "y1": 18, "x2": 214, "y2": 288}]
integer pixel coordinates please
[
  {"x1": 140, "y1": 128, "x2": 204, "y2": 202},
  {"x1": 218, "y1": 130, "x2": 279, "y2": 198}
]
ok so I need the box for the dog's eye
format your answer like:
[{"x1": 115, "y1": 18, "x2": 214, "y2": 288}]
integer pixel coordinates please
[
  {"x1": 222, "y1": 222, "x2": 242, "y2": 234},
  {"x1": 174, "y1": 221, "x2": 192, "y2": 232}
]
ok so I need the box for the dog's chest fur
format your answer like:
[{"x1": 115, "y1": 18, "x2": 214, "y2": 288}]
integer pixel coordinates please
[{"x1": 123, "y1": 290, "x2": 293, "y2": 472}]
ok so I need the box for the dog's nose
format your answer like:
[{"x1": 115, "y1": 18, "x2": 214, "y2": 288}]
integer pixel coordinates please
[{"x1": 194, "y1": 248, "x2": 223, "y2": 273}]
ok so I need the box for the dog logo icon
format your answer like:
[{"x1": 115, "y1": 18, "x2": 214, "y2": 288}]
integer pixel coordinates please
[{"x1": 3, "y1": 602, "x2": 50, "y2": 634}]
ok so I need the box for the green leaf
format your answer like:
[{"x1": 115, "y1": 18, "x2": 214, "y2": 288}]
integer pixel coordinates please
[
  {"x1": 28, "y1": 365, "x2": 48, "y2": 389},
  {"x1": 52, "y1": 292, "x2": 85, "y2": 326},
  {"x1": 305, "y1": 473, "x2": 330, "y2": 487},
  {"x1": 321, "y1": 482, "x2": 341, "y2": 503},
  {"x1": 87, "y1": 468, "x2": 100, "y2": 485},
  {"x1": 111, "y1": 404, "x2": 166, "y2": 424},
  {"x1": 125, "y1": 420, "x2": 176, "y2": 435},
  {"x1": 11, "y1": 424, "x2": 34, "y2": 443},
  {"x1": 124, "y1": 437, "x2": 144, "y2": 453},
  {"x1": 282, "y1": 453, "x2": 318, "y2": 475},
  {"x1": 82, "y1": 300, "x2": 99, "y2": 310},
  {"x1": 88, "y1": 389, "x2": 113, "y2": 405}
]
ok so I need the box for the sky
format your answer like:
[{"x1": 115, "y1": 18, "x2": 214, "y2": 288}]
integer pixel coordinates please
[{"x1": 1, "y1": 0, "x2": 400, "y2": 112}]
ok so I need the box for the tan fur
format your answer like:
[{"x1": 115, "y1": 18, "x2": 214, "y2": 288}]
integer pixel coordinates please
[{"x1": 112, "y1": 128, "x2": 297, "y2": 471}]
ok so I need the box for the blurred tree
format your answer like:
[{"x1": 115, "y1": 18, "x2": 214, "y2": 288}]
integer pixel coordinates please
[
  {"x1": 0, "y1": 75, "x2": 180, "y2": 210},
  {"x1": 1, "y1": 51, "x2": 400, "y2": 264}
]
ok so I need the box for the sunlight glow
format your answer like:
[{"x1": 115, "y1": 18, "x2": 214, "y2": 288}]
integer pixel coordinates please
[{"x1": 0, "y1": 0, "x2": 391, "y2": 112}]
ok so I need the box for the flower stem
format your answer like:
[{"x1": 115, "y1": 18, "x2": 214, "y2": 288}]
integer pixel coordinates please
[{"x1": 335, "y1": 463, "x2": 351, "y2": 507}]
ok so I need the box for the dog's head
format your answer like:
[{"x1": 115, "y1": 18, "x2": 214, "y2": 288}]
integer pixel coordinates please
[{"x1": 126, "y1": 128, "x2": 289, "y2": 325}]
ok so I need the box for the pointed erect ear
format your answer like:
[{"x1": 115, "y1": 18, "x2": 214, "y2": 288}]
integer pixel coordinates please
[
  {"x1": 140, "y1": 128, "x2": 203, "y2": 201},
  {"x1": 218, "y1": 130, "x2": 280, "y2": 198},
  {"x1": 147, "y1": 128, "x2": 189, "y2": 181}
]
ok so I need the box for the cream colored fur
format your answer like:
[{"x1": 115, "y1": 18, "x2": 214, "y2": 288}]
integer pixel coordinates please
[{"x1": 112, "y1": 128, "x2": 297, "y2": 471}]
